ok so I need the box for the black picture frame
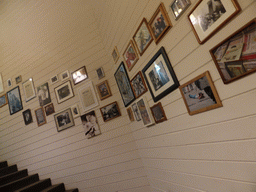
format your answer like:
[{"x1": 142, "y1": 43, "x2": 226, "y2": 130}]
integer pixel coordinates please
[
  {"x1": 7, "y1": 86, "x2": 23, "y2": 115},
  {"x1": 22, "y1": 109, "x2": 33, "y2": 125}
]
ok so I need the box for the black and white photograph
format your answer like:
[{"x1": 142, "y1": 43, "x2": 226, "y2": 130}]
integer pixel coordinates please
[
  {"x1": 7, "y1": 86, "x2": 23, "y2": 115},
  {"x1": 132, "y1": 103, "x2": 141, "y2": 121},
  {"x1": 35, "y1": 107, "x2": 47, "y2": 126},
  {"x1": 96, "y1": 67, "x2": 105, "y2": 79},
  {"x1": 150, "y1": 102, "x2": 167, "y2": 123},
  {"x1": 37, "y1": 82, "x2": 51, "y2": 106},
  {"x1": 22, "y1": 109, "x2": 33, "y2": 125},
  {"x1": 54, "y1": 108, "x2": 75, "y2": 132},
  {"x1": 7, "y1": 78, "x2": 12, "y2": 87},
  {"x1": 81, "y1": 110, "x2": 101, "y2": 139},
  {"x1": 44, "y1": 103, "x2": 55, "y2": 116},
  {"x1": 50, "y1": 75, "x2": 59, "y2": 84},
  {"x1": 137, "y1": 97, "x2": 155, "y2": 126},
  {"x1": 130, "y1": 71, "x2": 147, "y2": 99},
  {"x1": 15, "y1": 75, "x2": 22, "y2": 84},
  {"x1": 70, "y1": 104, "x2": 80, "y2": 118},
  {"x1": 0, "y1": 94, "x2": 7, "y2": 108},
  {"x1": 72, "y1": 66, "x2": 88, "y2": 85},
  {"x1": 100, "y1": 101, "x2": 121, "y2": 122},
  {"x1": 60, "y1": 70, "x2": 70, "y2": 81},
  {"x1": 55, "y1": 80, "x2": 74, "y2": 104}
]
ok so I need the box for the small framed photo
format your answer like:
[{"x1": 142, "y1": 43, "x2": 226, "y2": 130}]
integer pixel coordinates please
[
  {"x1": 35, "y1": 107, "x2": 47, "y2": 126},
  {"x1": 112, "y1": 46, "x2": 120, "y2": 63},
  {"x1": 71, "y1": 66, "x2": 88, "y2": 85},
  {"x1": 81, "y1": 110, "x2": 101, "y2": 139},
  {"x1": 0, "y1": 73, "x2": 4, "y2": 93},
  {"x1": 100, "y1": 101, "x2": 121, "y2": 122},
  {"x1": 15, "y1": 75, "x2": 22, "y2": 84},
  {"x1": 60, "y1": 70, "x2": 70, "y2": 81},
  {"x1": 37, "y1": 82, "x2": 51, "y2": 106},
  {"x1": 50, "y1": 75, "x2": 59, "y2": 84},
  {"x1": 188, "y1": 0, "x2": 241, "y2": 44},
  {"x1": 0, "y1": 94, "x2": 8, "y2": 108},
  {"x1": 96, "y1": 67, "x2": 105, "y2": 79},
  {"x1": 22, "y1": 109, "x2": 33, "y2": 125},
  {"x1": 44, "y1": 103, "x2": 55, "y2": 116},
  {"x1": 179, "y1": 71, "x2": 222, "y2": 115},
  {"x1": 123, "y1": 40, "x2": 139, "y2": 71},
  {"x1": 132, "y1": 103, "x2": 141, "y2": 121},
  {"x1": 54, "y1": 108, "x2": 75, "y2": 132},
  {"x1": 96, "y1": 80, "x2": 112, "y2": 101},
  {"x1": 150, "y1": 102, "x2": 167, "y2": 123},
  {"x1": 7, "y1": 86, "x2": 23, "y2": 115},
  {"x1": 70, "y1": 104, "x2": 80, "y2": 118},
  {"x1": 170, "y1": 0, "x2": 191, "y2": 20},
  {"x1": 54, "y1": 80, "x2": 74, "y2": 104},
  {"x1": 127, "y1": 107, "x2": 134, "y2": 122},
  {"x1": 22, "y1": 78, "x2": 36, "y2": 102},
  {"x1": 7, "y1": 78, "x2": 12, "y2": 88},
  {"x1": 149, "y1": 3, "x2": 172, "y2": 44},
  {"x1": 130, "y1": 71, "x2": 147, "y2": 99},
  {"x1": 137, "y1": 97, "x2": 154, "y2": 127}
]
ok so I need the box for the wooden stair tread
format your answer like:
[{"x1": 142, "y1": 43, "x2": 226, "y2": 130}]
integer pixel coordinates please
[
  {"x1": 40, "y1": 183, "x2": 65, "y2": 192},
  {"x1": 14, "y1": 178, "x2": 52, "y2": 192}
]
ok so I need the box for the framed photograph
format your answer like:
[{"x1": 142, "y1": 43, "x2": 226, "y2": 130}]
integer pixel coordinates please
[
  {"x1": 60, "y1": 70, "x2": 70, "y2": 81},
  {"x1": 54, "y1": 80, "x2": 74, "y2": 104},
  {"x1": 81, "y1": 110, "x2": 101, "y2": 139},
  {"x1": 0, "y1": 73, "x2": 4, "y2": 93},
  {"x1": 50, "y1": 75, "x2": 59, "y2": 84},
  {"x1": 137, "y1": 97, "x2": 154, "y2": 126},
  {"x1": 7, "y1": 78, "x2": 12, "y2": 88},
  {"x1": 123, "y1": 40, "x2": 139, "y2": 71},
  {"x1": 133, "y1": 18, "x2": 153, "y2": 56},
  {"x1": 170, "y1": 0, "x2": 191, "y2": 20},
  {"x1": 0, "y1": 94, "x2": 8, "y2": 108},
  {"x1": 7, "y1": 86, "x2": 23, "y2": 115},
  {"x1": 127, "y1": 107, "x2": 134, "y2": 122},
  {"x1": 44, "y1": 103, "x2": 55, "y2": 116},
  {"x1": 130, "y1": 71, "x2": 147, "y2": 99},
  {"x1": 96, "y1": 67, "x2": 105, "y2": 79},
  {"x1": 142, "y1": 47, "x2": 179, "y2": 102},
  {"x1": 150, "y1": 102, "x2": 167, "y2": 123},
  {"x1": 114, "y1": 62, "x2": 135, "y2": 107},
  {"x1": 22, "y1": 109, "x2": 33, "y2": 125},
  {"x1": 22, "y1": 78, "x2": 36, "y2": 102},
  {"x1": 70, "y1": 103, "x2": 80, "y2": 118},
  {"x1": 71, "y1": 66, "x2": 88, "y2": 85},
  {"x1": 78, "y1": 81, "x2": 98, "y2": 112},
  {"x1": 15, "y1": 75, "x2": 22, "y2": 84},
  {"x1": 149, "y1": 2, "x2": 172, "y2": 44},
  {"x1": 96, "y1": 80, "x2": 112, "y2": 100},
  {"x1": 100, "y1": 101, "x2": 121, "y2": 122},
  {"x1": 210, "y1": 18, "x2": 256, "y2": 84},
  {"x1": 37, "y1": 82, "x2": 51, "y2": 106},
  {"x1": 112, "y1": 46, "x2": 120, "y2": 63},
  {"x1": 35, "y1": 107, "x2": 47, "y2": 126},
  {"x1": 188, "y1": 0, "x2": 241, "y2": 44},
  {"x1": 179, "y1": 71, "x2": 222, "y2": 115},
  {"x1": 54, "y1": 108, "x2": 75, "y2": 132},
  {"x1": 132, "y1": 103, "x2": 141, "y2": 121}
]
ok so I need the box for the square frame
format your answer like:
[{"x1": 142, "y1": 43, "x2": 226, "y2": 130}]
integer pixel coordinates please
[
  {"x1": 0, "y1": 94, "x2": 8, "y2": 108},
  {"x1": 150, "y1": 102, "x2": 167, "y2": 123},
  {"x1": 54, "y1": 80, "x2": 74, "y2": 104},
  {"x1": 7, "y1": 86, "x2": 23, "y2": 115},
  {"x1": 37, "y1": 82, "x2": 51, "y2": 106},
  {"x1": 130, "y1": 71, "x2": 148, "y2": 99},
  {"x1": 54, "y1": 108, "x2": 75, "y2": 132},
  {"x1": 22, "y1": 78, "x2": 36, "y2": 102},
  {"x1": 170, "y1": 0, "x2": 191, "y2": 20},
  {"x1": 96, "y1": 67, "x2": 105, "y2": 80},
  {"x1": 71, "y1": 66, "x2": 88, "y2": 85},
  {"x1": 22, "y1": 109, "x2": 33, "y2": 125},
  {"x1": 96, "y1": 80, "x2": 112, "y2": 101},
  {"x1": 112, "y1": 46, "x2": 120, "y2": 63},
  {"x1": 100, "y1": 101, "x2": 121, "y2": 122},
  {"x1": 81, "y1": 110, "x2": 101, "y2": 139},
  {"x1": 60, "y1": 70, "x2": 70, "y2": 81},
  {"x1": 44, "y1": 103, "x2": 55, "y2": 116},
  {"x1": 15, "y1": 75, "x2": 22, "y2": 84},
  {"x1": 35, "y1": 107, "x2": 47, "y2": 126},
  {"x1": 137, "y1": 97, "x2": 155, "y2": 127},
  {"x1": 50, "y1": 75, "x2": 59, "y2": 84},
  {"x1": 123, "y1": 40, "x2": 139, "y2": 71}
]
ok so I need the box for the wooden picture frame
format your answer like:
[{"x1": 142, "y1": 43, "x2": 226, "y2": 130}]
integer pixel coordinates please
[
  {"x1": 54, "y1": 80, "x2": 74, "y2": 104},
  {"x1": 96, "y1": 67, "x2": 105, "y2": 80},
  {"x1": 100, "y1": 101, "x2": 121, "y2": 122},
  {"x1": 170, "y1": 0, "x2": 191, "y2": 20},
  {"x1": 22, "y1": 109, "x2": 33, "y2": 125},
  {"x1": 150, "y1": 102, "x2": 167, "y2": 123},
  {"x1": 137, "y1": 97, "x2": 155, "y2": 126},
  {"x1": 44, "y1": 103, "x2": 55, "y2": 116},
  {"x1": 7, "y1": 86, "x2": 23, "y2": 115},
  {"x1": 130, "y1": 71, "x2": 147, "y2": 99},
  {"x1": 96, "y1": 80, "x2": 112, "y2": 100},
  {"x1": 37, "y1": 82, "x2": 51, "y2": 106},
  {"x1": 54, "y1": 108, "x2": 75, "y2": 132},
  {"x1": 123, "y1": 40, "x2": 139, "y2": 71},
  {"x1": 112, "y1": 46, "x2": 120, "y2": 63},
  {"x1": 71, "y1": 66, "x2": 88, "y2": 85},
  {"x1": 35, "y1": 107, "x2": 47, "y2": 126},
  {"x1": 81, "y1": 110, "x2": 101, "y2": 139},
  {"x1": 179, "y1": 71, "x2": 222, "y2": 115},
  {"x1": 0, "y1": 94, "x2": 8, "y2": 108},
  {"x1": 60, "y1": 70, "x2": 70, "y2": 81},
  {"x1": 127, "y1": 107, "x2": 135, "y2": 122},
  {"x1": 22, "y1": 78, "x2": 36, "y2": 102},
  {"x1": 188, "y1": 0, "x2": 241, "y2": 44}
]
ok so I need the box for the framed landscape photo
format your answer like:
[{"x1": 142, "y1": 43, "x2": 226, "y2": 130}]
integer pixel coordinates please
[
  {"x1": 22, "y1": 109, "x2": 33, "y2": 125},
  {"x1": 112, "y1": 46, "x2": 120, "y2": 63},
  {"x1": 130, "y1": 71, "x2": 147, "y2": 99},
  {"x1": 142, "y1": 47, "x2": 179, "y2": 102},
  {"x1": 81, "y1": 110, "x2": 101, "y2": 139},
  {"x1": 150, "y1": 102, "x2": 167, "y2": 123},
  {"x1": 188, "y1": 0, "x2": 241, "y2": 44},
  {"x1": 71, "y1": 66, "x2": 88, "y2": 85},
  {"x1": 50, "y1": 75, "x2": 59, "y2": 84},
  {"x1": 7, "y1": 86, "x2": 23, "y2": 115},
  {"x1": 170, "y1": 0, "x2": 191, "y2": 20},
  {"x1": 0, "y1": 94, "x2": 8, "y2": 108},
  {"x1": 70, "y1": 103, "x2": 80, "y2": 118},
  {"x1": 96, "y1": 67, "x2": 105, "y2": 79},
  {"x1": 100, "y1": 101, "x2": 121, "y2": 122},
  {"x1": 54, "y1": 108, "x2": 75, "y2": 132},
  {"x1": 54, "y1": 80, "x2": 74, "y2": 104},
  {"x1": 60, "y1": 70, "x2": 70, "y2": 81},
  {"x1": 123, "y1": 40, "x2": 139, "y2": 71},
  {"x1": 137, "y1": 97, "x2": 154, "y2": 127},
  {"x1": 179, "y1": 71, "x2": 222, "y2": 115},
  {"x1": 127, "y1": 107, "x2": 134, "y2": 122},
  {"x1": 132, "y1": 103, "x2": 141, "y2": 121},
  {"x1": 35, "y1": 107, "x2": 47, "y2": 126},
  {"x1": 96, "y1": 80, "x2": 112, "y2": 100},
  {"x1": 37, "y1": 82, "x2": 51, "y2": 106},
  {"x1": 44, "y1": 103, "x2": 55, "y2": 116},
  {"x1": 22, "y1": 78, "x2": 36, "y2": 102}
]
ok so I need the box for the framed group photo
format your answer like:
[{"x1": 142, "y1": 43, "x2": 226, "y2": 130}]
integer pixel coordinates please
[
  {"x1": 54, "y1": 108, "x2": 75, "y2": 132},
  {"x1": 96, "y1": 80, "x2": 112, "y2": 100},
  {"x1": 100, "y1": 101, "x2": 121, "y2": 122},
  {"x1": 123, "y1": 40, "x2": 139, "y2": 71},
  {"x1": 54, "y1": 80, "x2": 74, "y2": 104},
  {"x1": 71, "y1": 66, "x2": 88, "y2": 85},
  {"x1": 7, "y1": 86, "x2": 23, "y2": 115}
]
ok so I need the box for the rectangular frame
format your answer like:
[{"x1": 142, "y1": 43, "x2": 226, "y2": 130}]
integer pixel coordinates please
[
  {"x1": 123, "y1": 40, "x2": 139, "y2": 71},
  {"x1": 22, "y1": 109, "x2": 33, "y2": 125},
  {"x1": 0, "y1": 73, "x2": 4, "y2": 93},
  {"x1": 131, "y1": 103, "x2": 141, "y2": 121},
  {"x1": 130, "y1": 71, "x2": 148, "y2": 99},
  {"x1": 150, "y1": 102, "x2": 167, "y2": 123},
  {"x1": 50, "y1": 75, "x2": 59, "y2": 84},
  {"x1": 127, "y1": 107, "x2": 135, "y2": 122},
  {"x1": 22, "y1": 78, "x2": 36, "y2": 102},
  {"x1": 112, "y1": 46, "x2": 120, "y2": 63},
  {"x1": 60, "y1": 70, "x2": 70, "y2": 81},
  {"x1": 71, "y1": 66, "x2": 88, "y2": 85},
  {"x1": 70, "y1": 103, "x2": 80, "y2": 118},
  {"x1": 81, "y1": 110, "x2": 101, "y2": 139},
  {"x1": 7, "y1": 86, "x2": 23, "y2": 115},
  {"x1": 0, "y1": 94, "x2": 8, "y2": 108},
  {"x1": 96, "y1": 67, "x2": 105, "y2": 80},
  {"x1": 35, "y1": 107, "x2": 47, "y2": 126},
  {"x1": 44, "y1": 103, "x2": 55, "y2": 116},
  {"x1": 137, "y1": 97, "x2": 155, "y2": 127},
  {"x1": 54, "y1": 108, "x2": 75, "y2": 132},
  {"x1": 96, "y1": 80, "x2": 112, "y2": 101},
  {"x1": 54, "y1": 80, "x2": 74, "y2": 104},
  {"x1": 170, "y1": 0, "x2": 191, "y2": 20},
  {"x1": 15, "y1": 75, "x2": 22, "y2": 84},
  {"x1": 37, "y1": 82, "x2": 52, "y2": 106},
  {"x1": 100, "y1": 101, "x2": 121, "y2": 122}
]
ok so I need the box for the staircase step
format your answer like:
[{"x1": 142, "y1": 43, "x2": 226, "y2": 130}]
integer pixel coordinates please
[
  {"x1": 0, "y1": 161, "x2": 8, "y2": 169},
  {"x1": 0, "y1": 164, "x2": 18, "y2": 177},
  {"x1": 14, "y1": 178, "x2": 52, "y2": 192},
  {"x1": 65, "y1": 189, "x2": 79, "y2": 192},
  {"x1": 41, "y1": 183, "x2": 65, "y2": 192},
  {"x1": 0, "y1": 169, "x2": 28, "y2": 186}
]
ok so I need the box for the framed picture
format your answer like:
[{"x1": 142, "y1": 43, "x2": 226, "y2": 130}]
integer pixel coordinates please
[
  {"x1": 188, "y1": 0, "x2": 241, "y2": 44},
  {"x1": 112, "y1": 46, "x2": 120, "y2": 63},
  {"x1": 7, "y1": 78, "x2": 12, "y2": 87},
  {"x1": 210, "y1": 18, "x2": 256, "y2": 84},
  {"x1": 127, "y1": 107, "x2": 134, "y2": 122},
  {"x1": 142, "y1": 47, "x2": 179, "y2": 102},
  {"x1": 54, "y1": 108, "x2": 75, "y2": 132},
  {"x1": 123, "y1": 40, "x2": 139, "y2": 71},
  {"x1": 71, "y1": 66, "x2": 88, "y2": 85},
  {"x1": 114, "y1": 62, "x2": 135, "y2": 107},
  {"x1": 50, "y1": 75, "x2": 59, "y2": 84},
  {"x1": 7, "y1": 86, "x2": 23, "y2": 115},
  {"x1": 60, "y1": 70, "x2": 70, "y2": 81},
  {"x1": 44, "y1": 103, "x2": 55, "y2": 116},
  {"x1": 137, "y1": 97, "x2": 154, "y2": 126},
  {"x1": 100, "y1": 101, "x2": 121, "y2": 122},
  {"x1": 15, "y1": 75, "x2": 22, "y2": 84},
  {"x1": 132, "y1": 103, "x2": 141, "y2": 121},
  {"x1": 78, "y1": 81, "x2": 98, "y2": 112},
  {"x1": 35, "y1": 107, "x2": 47, "y2": 126},
  {"x1": 0, "y1": 73, "x2": 4, "y2": 93},
  {"x1": 149, "y1": 2, "x2": 172, "y2": 44},
  {"x1": 37, "y1": 82, "x2": 51, "y2": 106},
  {"x1": 96, "y1": 80, "x2": 112, "y2": 101},
  {"x1": 170, "y1": 0, "x2": 191, "y2": 20},
  {"x1": 81, "y1": 110, "x2": 101, "y2": 139},
  {"x1": 130, "y1": 71, "x2": 147, "y2": 99},
  {"x1": 179, "y1": 71, "x2": 222, "y2": 115},
  {"x1": 133, "y1": 18, "x2": 153, "y2": 56},
  {"x1": 54, "y1": 80, "x2": 74, "y2": 104},
  {"x1": 150, "y1": 102, "x2": 167, "y2": 123},
  {"x1": 0, "y1": 94, "x2": 8, "y2": 108},
  {"x1": 22, "y1": 78, "x2": 36, "y2": 102},
  {"x1": 22, "y1": 109, "x2": 33, "y2": 125},
  {"x1": 96, "y1": 67, "x2": 105, "y2": 79},
  {"x1": 70, "y1": 103, "x2": 80, "y2": 118}
]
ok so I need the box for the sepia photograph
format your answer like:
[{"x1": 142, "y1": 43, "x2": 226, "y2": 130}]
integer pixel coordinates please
[
  {"x1": 81, "y1": 110, "x2": 101, "y2": 139},
  {"x1": 22, "y1": 109, "x2": 33, "y2": 125},
  {"x1": 37, "y1": 82, "x2": 51, "y2": 106},
  {"x1": 72, "y1": 66, "x2": 88, "y2": 85},
  {"x1": 54, "y1": 108, "x2": 75, "y2": 132},
  {"x1": 44, "y1": 103, "x2": 55, "y2": 116},
  {"x1": 15, "y1": 75, "x2": 22, "y2": 84},
  {"x1": 123, "y1": 40, "x2": 139, "y2": 71},
  {"x1": 96, "y1": 80, "x2": 112, "y2": 100},
  {"x1": 127, "y1": 107, "x2": 135, "y2": 122},
  {"x1": 100, "y1": 101, "x2": 121, "y2": 122},
  {"x1": 150, "y1": 102, "x2": 167, "y2": 123},
  {"x1": 7, "y1": 86, "x2": 23, "y2": 115}
]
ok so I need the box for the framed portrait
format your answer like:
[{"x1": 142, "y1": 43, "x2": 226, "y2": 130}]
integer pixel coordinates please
[
  {"x1": 170, "y1": 0, "x2": 191, "y2": 20},
  {"x1": 44, "y1": 103, "x2": 55, "y2": 116},
  {"x1": 150, "y1": 102, "x2": 167, "y2": 123},
  {"x1": 60, "y1": 70, "x2": 70, "y2": 81},
  {"x1": 22, "y1": 109, "x2": 33, "y2": 125},
  {"x1": 7, "y1": 86, "x2": 23, "y2": 115},
  {"x1": 78, "y1": 81, "x2": 98, "y2": 112},
  {"x1": 112, "y1": 46, "x2": 120, "y2": 63},
  {"x1": 50, "y1": 75, "x2": 59, "y2": 84},
  {"x1": 114, "y1": 62, "x2": 135, "y2": 107},
  {"x1": 130, "y1": 71, "x2": 147, "y2": 99},
  {"x1": 0, "y1": 94, "x2": 8, "y2": 108},
  {"x1": 100, "y1": 101, "x2": 121, "y2": 122},
  {"x1": 54, "y1": 80, "x2": 74, "y2": 104},
  {"x1": 149, "y1": 2, "x2": 172, "y2": 44},
  {"x1": 15, "y1": 75, "x2": 22, "y2": 84},
  {"x1": 22, "y1": 78, "x2": 36, "y2": 102},
  {"x1": 0, "y1": 73, "x2": 4, "y2": 93},
  {"x1": 127, "y1": 107, "x2": 134, "y2": 122},
  {"x1": 96, "y1": 67, "x2": 105, "y2": 80},
  {"x1": 35, "y1": 107, "x2": 47, "y2": 126},
  {"x1": 54, "y1": 108, "x2": 75, "y2": 132},
  {"x1": 142, "y1": 47, "x2": 179, "y2": 102},
  {"x1": 133, "y1": 18, "x2": 153, "y2": 56},
  {"x1": 210, "y1": 18, "x2": 256, "y2": 84},
  {"x1": 188, "y1": 0, "x2": 241, "y2": 44},
  {"x1": 71, "y1": 66, "x2": 88, "y2": 85},
  {"x1": 7, "y1": 78, "x2": 12, "y2": 88},
  {"x1": 132, "y1": 103, "x2": 141, "y2": 121},
  {"x1": 123, "y1": 40, "x2": 139, "y2": 71},
  {"x1": 37, "y1": 82, "x2": 51, "y2": 106},
  {"x1": 137, "y1": 97, "x2": 154, "y2": 127},
  {"x1": 179, "y1": 71, "x2": 222, "y2": 115},
  {"x1": 70, "y1": 103, "x2": 80, "y2": 118},
  {"x1": 81, "y1": 110, "x2": 101, "y2": 139},
  {"x1": 96, "y1": 80, "x2": 112, "y2": 100}
]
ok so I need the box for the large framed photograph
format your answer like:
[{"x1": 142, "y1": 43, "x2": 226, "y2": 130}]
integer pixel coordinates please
[
  {"x1": 100, "y1": 101, "x2": 121, "y2": 122},
  {"x1": 112, "y1": 46, "x2": 120, "y2": 63},
  {"x1": 35, "y1": 107, "x2": 47, "y2": 126},
  {"x1": 188, "y1": 0, "x2": 241, "y2": 44},
  {"x1": 123, "y1": 40, "x2": 139, "y2": 71},
  {"x1": 149, "y1": 2, "x2": 172, "y2": 44},
  {"x1": 54, "y1": 108, "x2": 75, "y2": 132},
  {"x1": 7, "y1": 86, "x2": 23, "y2": 115},
  {"x1": 81, "y1": 110, "x2": 101, "y2": 139},
  {"x1": 210, "y1": 19, "x2": 256, "y2": 84},
  {"x1": 132, "y1": 103, "x2": 141, "y2": 121},
  {"x1": 142, "y1": 47, "x2": 179, "y2": 102},
  {"x1": 170, "y1": 0, "x2": 191, "y2": 20},
  {"x1": 22, "y1": 78, "x2": 36, "y2": 102},
  {"x1": 114, "y1": 62, "x2": 135, "y2": 107},
  {"x1": 54, "y1": 80, "x2": 74, "y2": 104},
  {"x1": 37, "y1": 82, "x2": 51, "y2": 106},
  {"x1": 22, "y1": 109, "x2": 33, "y2": 125},
  {"x1": 130, "y1": 71, "x2": 147, "y2": 99},
  {"x1": 71, "y1": 66, "x2": 88, "y2": 85},
  {"x1": 96, "y1": 80, "x2": 112, "y2": 101},
  {"x1": 150, "y1": 102, "x2": 167, "y2": 123},
  {"x1": 179, "y1": 71, "x2": 222, "y2": 115},
  {"x1": 137, "y1": 97, "x2": 154, "y2": 127},
  {"x1": 0, "y1": 73, "x2": 4, "y2": 93},
  {"x1": 0, "y1": 94, "x2": 8, "y2": 108}
]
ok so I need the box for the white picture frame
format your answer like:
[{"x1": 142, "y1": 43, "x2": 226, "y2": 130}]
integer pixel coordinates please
[
  {"x1": 137, "y1": 96, "x2": 155, "y2": 127},
  {"x1": 0, "y1": 73, "x2": 4, "y2": 93},
  {"x1": 54, "y1": 80, "x2": 74, "y2": 104},
  {"x1": 70, "y1": 104, "x2": 80, "y2": 118},
  {"x1": 60, "y1": 70, "x2": 70, "y2": 81}
]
